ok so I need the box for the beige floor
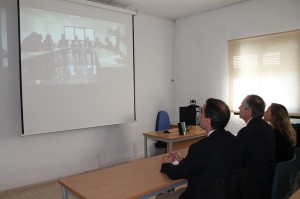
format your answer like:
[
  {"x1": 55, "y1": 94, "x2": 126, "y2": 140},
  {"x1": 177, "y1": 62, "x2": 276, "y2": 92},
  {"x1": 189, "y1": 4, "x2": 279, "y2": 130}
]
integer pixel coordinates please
[
  {"x1": 1, "y1": 177, "x2": 300, "y2": 199},
  {"x1": 0, "y1": 179, "x2": 164, "y2": 199},
  {"x1": 0, "y1": 180, "x2": 76, "y2": 199},
  {"x1": 0, "y1": 179, "x2": 186, "y2": 199}
]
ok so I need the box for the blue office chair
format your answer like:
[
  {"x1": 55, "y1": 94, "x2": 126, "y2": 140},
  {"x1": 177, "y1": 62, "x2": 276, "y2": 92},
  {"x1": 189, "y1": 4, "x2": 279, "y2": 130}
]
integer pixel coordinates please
[
  {"x1": 154, "y1": 111, "x2": 170, "y2": 149},
  {"x1": 155, "y1": 111, "x2": 171, "y2": 131},
  {"x1": 272, "y1": 155, "x2": 296, "y2": 199}
]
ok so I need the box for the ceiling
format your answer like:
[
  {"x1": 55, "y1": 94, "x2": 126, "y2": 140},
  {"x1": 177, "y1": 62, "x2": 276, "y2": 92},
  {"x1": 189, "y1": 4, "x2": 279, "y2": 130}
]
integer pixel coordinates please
[{"x1": 91, "y1": 0, "x2": 250, "y2": 20}]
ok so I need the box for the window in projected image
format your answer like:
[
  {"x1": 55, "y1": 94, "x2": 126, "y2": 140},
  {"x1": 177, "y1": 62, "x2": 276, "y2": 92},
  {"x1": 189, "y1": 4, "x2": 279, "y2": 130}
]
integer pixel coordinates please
[
  {"x1": 20, "y1": 6, "x2": 130, "y2": 86},
  {"x1": 1, "y1": 8, "x2": 8, "y2": 68}
]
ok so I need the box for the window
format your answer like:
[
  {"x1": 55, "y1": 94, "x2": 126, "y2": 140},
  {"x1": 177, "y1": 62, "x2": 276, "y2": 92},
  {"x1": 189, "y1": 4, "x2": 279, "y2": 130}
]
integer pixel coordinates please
[
  {"x1": 228, "y1": 30, "x2": 300, "y2": 116},
  {"x1": 64, "y1": 26, "x2": 95, "y2": 41},
  {"x1": 0, "y1": 7, "x2": 8, "y2": 68}
]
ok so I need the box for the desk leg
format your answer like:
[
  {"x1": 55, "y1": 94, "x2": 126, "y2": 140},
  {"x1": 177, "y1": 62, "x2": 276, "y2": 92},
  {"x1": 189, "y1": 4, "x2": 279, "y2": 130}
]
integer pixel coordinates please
[
  {"x1": 144, "y1": 136, "x2": 148, "y2": 158},
  {"x1": 169, "y1": 142, "x2": 173, "y2": 153},
  {"x1": 61, "y1": 186, "x2": 68, "y2": 199}
]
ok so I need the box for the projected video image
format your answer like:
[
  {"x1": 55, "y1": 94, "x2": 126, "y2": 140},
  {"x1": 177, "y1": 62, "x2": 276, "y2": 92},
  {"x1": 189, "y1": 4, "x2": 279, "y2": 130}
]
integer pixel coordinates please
[{"x1": 20, "y1": 7, "x2": 128, "y2": 86}]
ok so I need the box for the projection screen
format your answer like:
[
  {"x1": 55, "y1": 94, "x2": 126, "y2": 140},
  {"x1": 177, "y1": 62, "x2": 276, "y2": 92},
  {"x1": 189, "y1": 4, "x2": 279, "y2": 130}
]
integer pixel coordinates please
[{"x1": 18, "y1": 0, "x2": 136, "y2": 135}]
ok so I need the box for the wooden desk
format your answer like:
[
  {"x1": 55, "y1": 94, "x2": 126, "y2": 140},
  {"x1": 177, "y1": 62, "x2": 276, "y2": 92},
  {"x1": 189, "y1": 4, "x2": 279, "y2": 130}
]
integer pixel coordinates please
[
  {"x1": 58, "y1": 149, "x2": 189, "y2": 199},
  {"x1": 143, "y1": 125, "x2": 207, "y2": 158},
  {"x1": 289, "y1": 188, "x2": 300, "y2": 199}
]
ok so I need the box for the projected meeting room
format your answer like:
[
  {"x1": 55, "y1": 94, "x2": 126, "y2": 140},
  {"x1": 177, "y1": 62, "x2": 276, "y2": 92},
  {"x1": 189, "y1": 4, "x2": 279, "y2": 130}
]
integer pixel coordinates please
[
  {"x1": 20, "y1": 6, "x2": 129, "y2": 86},
  {"x1": 19, "y1": 0, "x2": 135, "y2": 135}
]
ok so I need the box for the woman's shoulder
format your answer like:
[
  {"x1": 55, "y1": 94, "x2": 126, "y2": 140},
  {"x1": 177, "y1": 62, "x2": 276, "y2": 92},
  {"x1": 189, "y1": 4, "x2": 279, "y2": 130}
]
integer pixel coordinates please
[
  {"x1": 274, "y1": 128, "x2": 285, "y2": 137},
  {"x1": 274, "y1": 128, "x2": 291, "y2": 143}
]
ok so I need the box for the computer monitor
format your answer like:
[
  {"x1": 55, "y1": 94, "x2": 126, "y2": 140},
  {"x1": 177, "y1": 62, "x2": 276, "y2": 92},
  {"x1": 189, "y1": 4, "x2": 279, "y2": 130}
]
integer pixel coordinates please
[{"x1": 179, "y1": 105, "x2": 200, "y2": 126}]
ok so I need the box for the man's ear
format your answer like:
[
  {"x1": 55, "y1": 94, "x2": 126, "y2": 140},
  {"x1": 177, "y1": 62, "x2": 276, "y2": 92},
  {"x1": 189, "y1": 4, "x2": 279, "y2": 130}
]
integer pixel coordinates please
[
  {"x1": 247, "y1": 108, "x2": 253, "y2": 117},
  {"x1": 205, "y1": 117, "x2": 211, "y2": 126}
]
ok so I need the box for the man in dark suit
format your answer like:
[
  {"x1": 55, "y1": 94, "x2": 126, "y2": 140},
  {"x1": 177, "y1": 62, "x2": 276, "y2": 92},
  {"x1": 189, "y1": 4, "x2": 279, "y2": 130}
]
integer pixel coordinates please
[
  {"x1": 237, "y1": 94, "x2": 276, "y2": 199},
  {"x1": 158, "y1": 98, "x2": 243, "y2": 199}
]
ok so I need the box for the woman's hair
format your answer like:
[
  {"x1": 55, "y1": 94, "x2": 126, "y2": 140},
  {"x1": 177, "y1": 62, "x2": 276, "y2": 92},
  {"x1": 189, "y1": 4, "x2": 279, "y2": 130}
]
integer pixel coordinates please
[{"x1": 270, "y1": 103, "x2": 297, "y2": 146}]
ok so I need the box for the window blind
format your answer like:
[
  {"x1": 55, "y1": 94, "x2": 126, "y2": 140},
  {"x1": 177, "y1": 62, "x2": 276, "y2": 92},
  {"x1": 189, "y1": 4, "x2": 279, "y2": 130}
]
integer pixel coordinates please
[{"x1": 228, "y1": 30, "x2": 300, "y2": 116}]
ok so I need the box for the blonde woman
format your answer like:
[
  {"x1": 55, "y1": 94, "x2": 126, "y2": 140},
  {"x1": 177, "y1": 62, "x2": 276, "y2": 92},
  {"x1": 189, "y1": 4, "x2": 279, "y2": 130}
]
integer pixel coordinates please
[{"x1": 264, "y1": 103, "x2": 296, "y2": 163}]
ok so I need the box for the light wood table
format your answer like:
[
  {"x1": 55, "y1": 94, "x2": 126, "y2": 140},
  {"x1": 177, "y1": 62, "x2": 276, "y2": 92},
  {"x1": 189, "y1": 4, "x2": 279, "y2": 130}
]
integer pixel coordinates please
[
  {"x1": 143, "y1": 125, "x2": 207, "y2": 158},
  {"x1": 289, "y1": 188, "x2": 300, "y2": 199},
  {"x1": 58, "y1": 149, "x2": 189, "y2": 199}
]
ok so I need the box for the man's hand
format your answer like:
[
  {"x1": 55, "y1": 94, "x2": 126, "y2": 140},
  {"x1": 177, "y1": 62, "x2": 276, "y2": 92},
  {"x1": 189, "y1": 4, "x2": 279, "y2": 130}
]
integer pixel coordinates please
[
  {"x1": 161, "y1": 154, "x2": 173, "y2": 164},
  {"x1": 170, "y1": 151, "x2": 183, "y2": 162}
]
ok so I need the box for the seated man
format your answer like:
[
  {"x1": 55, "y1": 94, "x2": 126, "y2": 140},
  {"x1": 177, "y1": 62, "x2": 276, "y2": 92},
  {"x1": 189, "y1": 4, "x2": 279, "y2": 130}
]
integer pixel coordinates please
[
  {"x1": 237, "y1": 94, "x2": 275, "y2": 199},
  {"x1": 158, "y1": 98, "x2": 243, "y2": 199}
]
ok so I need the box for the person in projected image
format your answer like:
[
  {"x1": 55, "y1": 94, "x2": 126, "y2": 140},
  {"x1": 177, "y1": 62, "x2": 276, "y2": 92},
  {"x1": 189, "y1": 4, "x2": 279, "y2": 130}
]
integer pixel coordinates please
[
  {"x1": 58, "y1": 34, "x2": 69, "y2": 71},
  {"x1": 41, "y1": 34, "x2": 56, "y2": 78},
  {"x1": 71, "y1": 35, "x2": 82, "y2": 68},
  {"x1": 104, "y1": 36, "x2": 114, "y2": 51},
  {"x1": 83, "y1": 36, "x2": 94, "y2": 70},
  {"x1": 104, "y1": 35, "x2": 125, "y2": 64},
  {"x1": 21, "y1": 32, "x2": 44, "y2": 81},
  {"x1": 22, "y1": 32, "x2": 43, "y2": 52},
  {"x1": 157, "y1": 98, "x2": 243, "y2": 199},
  {"x1": 42, "y1": 34, "x2": 54, "y2": 50},
  {"x1": 237, "y1": 94, "x2": 275, "y2": 199},
  {"x1": 264, "y1": 103, "x2": 296, "y2": 163},
  {"x1": 94, "y1": 37, "x2": 103, "y2": 48},
  {"x1": 93, "y1": 37, "x2": 102, "y2": 68}
]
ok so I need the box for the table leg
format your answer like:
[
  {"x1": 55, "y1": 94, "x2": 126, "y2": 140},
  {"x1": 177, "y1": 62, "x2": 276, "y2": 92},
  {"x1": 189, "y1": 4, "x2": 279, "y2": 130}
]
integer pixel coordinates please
[
  {"x1": 61, "y1": 186, "x2": 68, "y2": 199},
  {"x1": 144, "y1": 136, "x2": 148, "y2": 158},
  {"x1": 169, "y1": 142, "x2": 173, "y2": 153}
]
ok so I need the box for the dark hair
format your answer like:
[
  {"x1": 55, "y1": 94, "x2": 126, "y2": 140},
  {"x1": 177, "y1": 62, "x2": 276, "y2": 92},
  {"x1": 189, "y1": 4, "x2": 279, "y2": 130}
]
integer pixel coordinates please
[
  {"x1": 204, "y1": 98, "x2": 230, "y2": 130},
  {"x1": 245, "y1": 95, "x2": 265, "y2": 118}
]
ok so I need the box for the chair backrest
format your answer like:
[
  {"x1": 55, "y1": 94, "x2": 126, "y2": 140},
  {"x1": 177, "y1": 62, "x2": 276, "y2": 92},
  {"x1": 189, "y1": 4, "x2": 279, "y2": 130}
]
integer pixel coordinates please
[
  {"x1": 294, "y1": 148, "x2": 300, "y2": 176},
  {"x1": 155, "y1": 111, "x2": 170, "y2": 131},
  {"x1": 292, "y1": 123, "x2": 300, "y2": 147},
  {"x1": 272, "y1": 155, "x2": 296, "y2": 199},
  {"x1": 207, "y1": 168, "x2": 259, "y2": 199}
]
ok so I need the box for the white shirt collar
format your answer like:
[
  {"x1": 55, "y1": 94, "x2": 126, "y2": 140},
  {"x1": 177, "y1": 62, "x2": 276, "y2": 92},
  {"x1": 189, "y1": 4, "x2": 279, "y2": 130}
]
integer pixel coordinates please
[
  {"x1": 246, "y1": 117, "x2": 253, "y2": 124},
  {"x1": 207, "y1": 130, "x2": 215, "y2": 137}
]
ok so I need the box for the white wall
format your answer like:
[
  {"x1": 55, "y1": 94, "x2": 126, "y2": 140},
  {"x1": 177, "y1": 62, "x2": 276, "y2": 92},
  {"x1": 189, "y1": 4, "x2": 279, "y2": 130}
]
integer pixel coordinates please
[
  {"x1": 0, "y1": 0, "x2": 175, "y2": 191},
  {"x1": 174, "y1": 0, "x2": 300, "y2": 134}
]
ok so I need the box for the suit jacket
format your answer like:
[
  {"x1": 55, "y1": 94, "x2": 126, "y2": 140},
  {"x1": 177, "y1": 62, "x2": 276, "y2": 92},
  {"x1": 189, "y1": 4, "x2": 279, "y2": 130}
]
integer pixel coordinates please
[
  {"x1": 237, "y1": 117, "x2": 276, "y2": 199},
  {"x1": 160, "y1": 129, "x2": 243, "y2": 199}
]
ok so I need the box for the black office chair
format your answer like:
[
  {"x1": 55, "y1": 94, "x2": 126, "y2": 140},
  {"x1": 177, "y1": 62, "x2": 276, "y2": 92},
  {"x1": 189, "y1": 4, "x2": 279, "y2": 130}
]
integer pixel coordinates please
[
  {"x1": 289, "y1": 148, "x2": 300, "y2": 197},
  {"x1": 207, "y1": 168, "x2": 258, "y2": 199},
  {"x1": 154, "y1": 111, "x2": 170, "y2": 150},
  {"x1": 292, "y1": 123, "x2": 300, "y2": 147},
  {"x1": 272, "y1": 155, "x2": 296, "y2": 199},
  {"x1": 293, "y1": 148, "x2": 300, "y2": 176}
]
